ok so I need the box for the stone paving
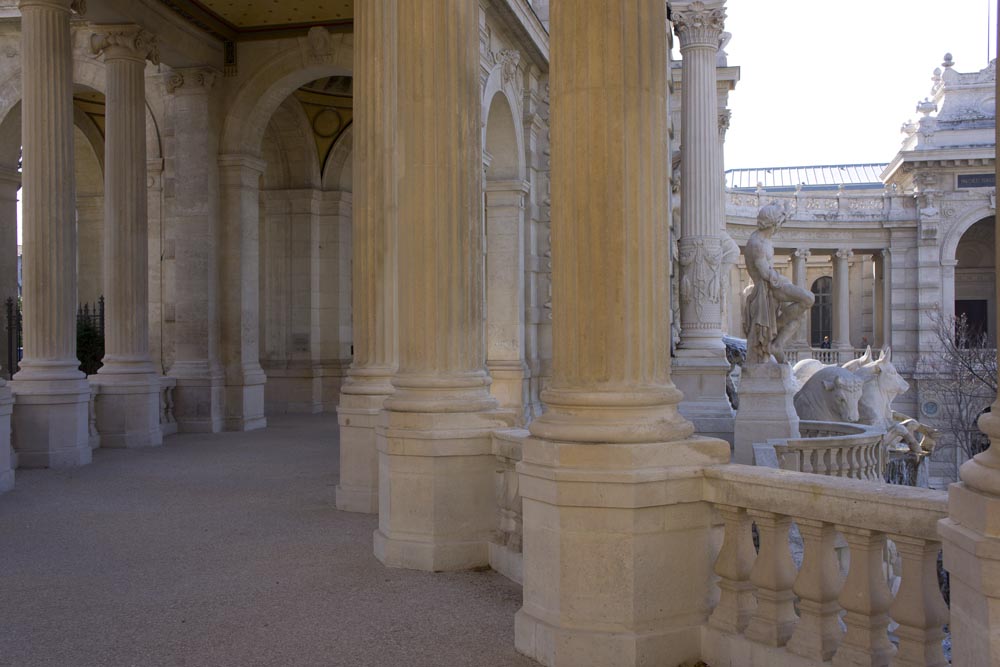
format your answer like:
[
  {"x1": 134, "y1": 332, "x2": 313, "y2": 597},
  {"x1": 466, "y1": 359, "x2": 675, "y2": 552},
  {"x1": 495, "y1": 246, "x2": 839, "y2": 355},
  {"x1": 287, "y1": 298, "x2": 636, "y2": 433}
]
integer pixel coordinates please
[{"x1": 0, "y1": 413, "x2": 536, "y2": 667}]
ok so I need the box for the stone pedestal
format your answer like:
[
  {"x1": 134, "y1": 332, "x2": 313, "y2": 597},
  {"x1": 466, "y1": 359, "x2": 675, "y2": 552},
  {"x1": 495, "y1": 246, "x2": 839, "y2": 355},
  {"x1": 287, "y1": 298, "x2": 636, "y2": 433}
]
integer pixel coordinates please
[
  {"x1": 90, "y1": 375, "x2": 161, "y2": 448},
  {"x1": 335, "y1": 388, "x2": 387, "y2": 514},
  {"x1": 733, "y1": 362, "x2": 800, "y2": 465},
  {"x1": 674, "y1": 353, "x2": 735, "y2": 443},
  {"x1": 0, "y1": 380, "x2": 13, "y2": 491}
]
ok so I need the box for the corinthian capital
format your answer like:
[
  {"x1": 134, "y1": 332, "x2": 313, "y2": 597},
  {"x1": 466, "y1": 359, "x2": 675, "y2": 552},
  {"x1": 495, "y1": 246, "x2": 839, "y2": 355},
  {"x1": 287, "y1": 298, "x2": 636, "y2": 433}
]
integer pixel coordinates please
[
  {"x1": 835, "y1": 248, "x2": 854, "y2": 262},
  {"x1": 672, "y1": 1, "x2": 726, "y2": 49},
  {"x1": 91, "y1": 25, "x2": 159, "y2": 65},
  {"x1": 163, "y1": 67, "x2": 219, "y2": 95}
]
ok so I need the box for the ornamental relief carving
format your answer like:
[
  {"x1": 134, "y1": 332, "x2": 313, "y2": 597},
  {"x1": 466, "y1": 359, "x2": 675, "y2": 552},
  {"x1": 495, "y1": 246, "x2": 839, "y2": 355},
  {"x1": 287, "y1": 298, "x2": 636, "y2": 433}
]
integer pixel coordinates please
[
  {"x1": 91, "y1": 27, "x2": 159, "y2": 65},
  {"x1": 672, "y1": 1, "x2": 726, "y2": 45},
  {"x1": 678, "y1": 238, "x2": 722, "y2": 318}
]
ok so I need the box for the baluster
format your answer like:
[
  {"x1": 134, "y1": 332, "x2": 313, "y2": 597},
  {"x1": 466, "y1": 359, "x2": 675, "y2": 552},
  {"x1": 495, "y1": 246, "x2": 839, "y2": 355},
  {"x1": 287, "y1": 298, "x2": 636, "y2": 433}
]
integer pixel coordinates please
[
  {"x1": 709, "y1": 505, "x2": 757, "y2": 634},
  {"x1": 867, "y1": 444, "x2": 878, "y2": 480},
  {"x1": 745, "y1": 511, "x2": 798, "y2": 646},
  {"x1": 801, "y1": 448, "x2": 814, "y2": 474},
  {"x1": 787, "y1": 519, "x2": 846, "y2": 661},
  {"x1": 888, "y1": 536, "x2": 948, "y2": 667},
  {"x1": 815, "y1": 448, "x2": 829, "y2": 475},
  {"x1": 833, "y1": 526, "x2": 895, "y2": 667}
]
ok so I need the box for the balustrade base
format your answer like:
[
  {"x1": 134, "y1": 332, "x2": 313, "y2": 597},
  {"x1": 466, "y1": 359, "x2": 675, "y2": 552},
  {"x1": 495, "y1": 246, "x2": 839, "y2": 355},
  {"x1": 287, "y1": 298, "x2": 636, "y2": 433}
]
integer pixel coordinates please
[
  {"x1": 702, "y1": 625, "x2": 830, "y2": 667},
  {"x1": 733, "y1": 363, "x2": 800, "y2": 465},
  {"x1": 10, "y1": 378, "x2": 91, "y2": 468},
  {"x1": 90, "y1": 374, "x2": 163, "y2": 449},
  {"x1": 940, "y1": 482, "x2": 1000, "y2": 666},
  {"x1": 374, "y1": 408, "x2": 514, "y2": 571}
]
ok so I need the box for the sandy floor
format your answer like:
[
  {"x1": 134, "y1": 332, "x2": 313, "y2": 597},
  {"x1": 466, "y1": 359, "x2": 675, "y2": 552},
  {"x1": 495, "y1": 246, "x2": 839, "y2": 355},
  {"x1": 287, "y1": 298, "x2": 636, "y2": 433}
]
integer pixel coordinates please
[{"x1": 0, "y1": 413, "x2": 536, "y2": 667}]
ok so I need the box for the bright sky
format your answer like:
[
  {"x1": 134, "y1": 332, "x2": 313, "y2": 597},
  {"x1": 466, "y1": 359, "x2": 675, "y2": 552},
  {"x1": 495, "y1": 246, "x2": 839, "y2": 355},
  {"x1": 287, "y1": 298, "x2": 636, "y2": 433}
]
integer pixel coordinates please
[{"x1": 720, "y1": 0, "x2": 998, "y2": 170}]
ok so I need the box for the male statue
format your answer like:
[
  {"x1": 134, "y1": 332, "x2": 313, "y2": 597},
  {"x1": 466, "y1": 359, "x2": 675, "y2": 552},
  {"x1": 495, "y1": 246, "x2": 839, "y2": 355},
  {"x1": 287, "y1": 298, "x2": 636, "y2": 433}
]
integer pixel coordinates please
[{"x1": 742, "y1": 202, "x2": 815, "y2": 364}]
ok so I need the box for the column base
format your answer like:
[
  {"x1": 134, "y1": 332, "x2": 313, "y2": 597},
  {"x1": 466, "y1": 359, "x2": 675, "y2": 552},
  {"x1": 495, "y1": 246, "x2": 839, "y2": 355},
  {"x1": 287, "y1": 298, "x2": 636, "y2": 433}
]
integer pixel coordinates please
[
  {"x1": 10, "y1": 377, "x2": 92, "y2": 468},
  {"x1": 939, "y1": 482, "x2": 1000, "y2": 666},
  {"x1": 170, "y1": 368, "x2": 225, "y2": 433},
  {"x1": 673, "y1": 352, "x2": 735, "y2": 444},
  {"x1": 733, "y1": 363, "x2": 800, "y2": 465},
  {"x1": 515, "y1": 435, "x2": 730, "y2": 667},
  {"x1": 224, "y1": 374, "x2": 267, "y2": 432},
  {"x1": 91, "y1": 374, "x2": 163, "y2": 449},
  {"x1": 375, "y1": 408, "x2": 514, "y2": 571},
  {"x1": 335, "y1": 392, "x2": 389, "y2": 515}
]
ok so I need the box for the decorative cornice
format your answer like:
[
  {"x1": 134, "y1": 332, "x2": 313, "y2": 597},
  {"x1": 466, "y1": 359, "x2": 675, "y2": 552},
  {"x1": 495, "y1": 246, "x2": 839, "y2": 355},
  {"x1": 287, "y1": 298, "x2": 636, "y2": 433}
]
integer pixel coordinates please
[
  {"x1": 672, "y1": 1, "x2": 726, "y2": 48},
  {"x1": 91, "y1": 26, "x2": 158, "y2": 65},
  {"x1": 164, "y1": 67, "x2": 218, "y2": 95}
]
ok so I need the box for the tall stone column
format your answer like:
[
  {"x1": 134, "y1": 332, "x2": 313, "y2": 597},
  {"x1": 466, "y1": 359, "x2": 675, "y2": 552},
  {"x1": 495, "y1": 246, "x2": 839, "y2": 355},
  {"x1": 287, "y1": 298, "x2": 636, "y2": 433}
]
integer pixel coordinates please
[
  {"x1": 792, "y1": 247, "x2": 811, "y2": 354},
  {"x1": 671, "y1": 0, "x2": 734, "y2": 442},
  {"x1": 11, "y1": 0, "x2": 91, "y2": 468},
  {"x1": 514, "y1": 1, "x2": 729, "y2": 664},
  {"x1": 833, "y1": 247, "x2": 853, "y2": 362},
  {"x1": 336, "y1": 0, "x2": 397, "y2": 515},
  {"x1": 90, "y1": 26, "x2": 162, "y2": 448},
  {"x1": 0, "y1": 165, "x2": 19, "y2": 378},
  {"x1": 874, "y1": 248, "x2": 892, "y2": 349},
  {"x1": 375, "y1": 0, "x2": 506, "y2": 571},
  {"x1": 218, "y1": 154, "x2": 267, "y2": 431},
  {"x1": 164, "y1": 68, "x2": 224, "y2": 433}
]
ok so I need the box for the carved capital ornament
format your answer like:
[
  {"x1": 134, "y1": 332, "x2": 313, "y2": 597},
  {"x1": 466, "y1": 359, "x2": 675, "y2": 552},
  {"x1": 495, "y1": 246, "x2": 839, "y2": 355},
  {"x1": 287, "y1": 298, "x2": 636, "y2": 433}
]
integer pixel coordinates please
[
  {"x1": 91, "y1": 26, "x2": 159, "y2": 65},
  {"x1": 164, "y1": 67, "x2": 218, "y2": 95},
  {"x1": 672, "y1": 1, "x2": 726, "y2": 49}
]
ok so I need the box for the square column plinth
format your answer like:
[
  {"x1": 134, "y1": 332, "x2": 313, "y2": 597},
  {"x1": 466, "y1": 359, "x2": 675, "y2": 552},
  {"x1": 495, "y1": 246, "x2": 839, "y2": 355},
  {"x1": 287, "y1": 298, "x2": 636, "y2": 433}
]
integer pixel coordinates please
[
  {"x1": 733, "y1": 363, "x2": 800, "y2": 465},
  {"x1": 374, "y1": 410, "x2": 513, "y2": 571},
  {"x1": 335, "y1": 392, "x2": 387, "y2": 514},
  {"x1": 11, "y1": 378, "x2": 91, "y2": 468},
  {"x1": 514, "y1": 436, "x2": 730, "y2": 667},
  {"x1": 91, "y1": 374, "x2": 163, "y2": 448}
]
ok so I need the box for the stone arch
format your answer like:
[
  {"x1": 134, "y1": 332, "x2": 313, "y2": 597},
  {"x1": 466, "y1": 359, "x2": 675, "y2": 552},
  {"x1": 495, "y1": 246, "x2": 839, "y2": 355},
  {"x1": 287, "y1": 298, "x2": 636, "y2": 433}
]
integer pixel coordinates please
[
  {"x1": 482, "y1": 87, "x2": 529, "y2": 421},
  {"x1": 481, "y1": 69, "x2": 525, "y2": 182},
  {"x1": 321, "y1": 123, "x2": 352, "y2": 192},
  {"x1": 220, "y1": 34, "x2": 352, "y2": 157},
  {"x1": 941, "y1": 204, "x2": 997, "y2": 264},
  {"x1": 261, "y1": 94, "x2": 319, "y2": 190}
]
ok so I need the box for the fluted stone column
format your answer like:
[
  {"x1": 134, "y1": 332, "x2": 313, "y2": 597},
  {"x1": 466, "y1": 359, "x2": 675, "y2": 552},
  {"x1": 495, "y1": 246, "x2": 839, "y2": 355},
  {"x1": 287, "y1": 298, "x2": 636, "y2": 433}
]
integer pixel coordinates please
[
  {"x1": 10, "y1": 0, "x2": 91, "y2": 468},
  {"x1": 90, "y1": 26, "x2": 162, "y2": 448},
  {"x1": 374, "y1": 0, "x2": 506, "y2": 572},
  {"x1": 513, "y1": 1, "x2": 729, "y2": 664},
  {"x1": 833, "y1": 248, "x2": 853, "y2": 362},
  {"x1": 875, "y1": 249, "x2": 892, "y2": 349},
  {"x1": 164, "y1": 68, "x2": 224, "y2": 433},
  {"x1": 218, "y1": 153, "x2": 267, "y2": 431},
  {"x1": 336, "y1": 0, "x2": 397, "y2": 515},
  {"x1": 671, "y1": 0, "x2": 734, "y2": 442},
  {"x1": 939, "y1": 43, "x2": 1000, "y2": 663},
  {"x1": 792, "y1": 248, "x2": 811, "y2": 355}
]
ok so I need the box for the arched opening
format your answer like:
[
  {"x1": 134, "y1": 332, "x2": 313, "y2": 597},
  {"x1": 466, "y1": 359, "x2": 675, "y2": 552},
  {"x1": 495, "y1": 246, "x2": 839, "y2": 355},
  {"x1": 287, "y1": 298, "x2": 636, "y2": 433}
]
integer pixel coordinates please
[
  {"x1": 810, "y1": 276, "x2": 833, "y2": 347},
  {"x1": 483, "y1": 92, "x2": 528, "y2": 422},
  {"x1": 257, "y1": 77, "x2": 353, "y2": 414},
  {"x1": 954, "y1": 216, "x2": 995, "y2": 345}
]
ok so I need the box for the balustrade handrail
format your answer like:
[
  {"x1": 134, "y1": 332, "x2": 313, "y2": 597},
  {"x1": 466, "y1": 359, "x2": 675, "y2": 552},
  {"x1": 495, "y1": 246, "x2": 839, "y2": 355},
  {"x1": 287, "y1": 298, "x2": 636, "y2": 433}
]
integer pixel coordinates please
[{"x1": 703, "y1": 464, "x2": 947, "y2": 541}]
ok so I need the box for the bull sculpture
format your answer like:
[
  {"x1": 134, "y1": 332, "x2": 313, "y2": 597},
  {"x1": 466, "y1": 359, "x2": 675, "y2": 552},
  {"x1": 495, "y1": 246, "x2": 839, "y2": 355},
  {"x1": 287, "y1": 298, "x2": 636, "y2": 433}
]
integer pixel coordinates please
[{"x1": 793, "y1": 366, "x2": 865, "y2": 423}]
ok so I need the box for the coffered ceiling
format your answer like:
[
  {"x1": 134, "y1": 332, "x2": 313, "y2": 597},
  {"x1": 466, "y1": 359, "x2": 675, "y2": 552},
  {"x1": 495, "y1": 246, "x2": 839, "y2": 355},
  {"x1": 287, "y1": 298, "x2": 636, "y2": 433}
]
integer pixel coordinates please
[{"x1": 158, "y1": 0, "x2": 353, "y2": 41}]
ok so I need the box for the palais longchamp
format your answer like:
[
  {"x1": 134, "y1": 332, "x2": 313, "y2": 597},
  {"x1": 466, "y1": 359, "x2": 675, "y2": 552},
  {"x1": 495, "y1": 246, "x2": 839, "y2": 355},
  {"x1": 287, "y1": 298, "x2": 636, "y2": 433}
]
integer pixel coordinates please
[{"x1": 1, "y1": 1, "x2": 999, "y2": 666}]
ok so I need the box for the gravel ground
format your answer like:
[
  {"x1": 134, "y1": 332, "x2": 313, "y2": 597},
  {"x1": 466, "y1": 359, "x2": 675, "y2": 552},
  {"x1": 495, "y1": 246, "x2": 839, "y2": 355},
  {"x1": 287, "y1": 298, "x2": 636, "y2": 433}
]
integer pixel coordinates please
[{"x1": 0, "y1": 413, "x2": 536, "y2": 667}]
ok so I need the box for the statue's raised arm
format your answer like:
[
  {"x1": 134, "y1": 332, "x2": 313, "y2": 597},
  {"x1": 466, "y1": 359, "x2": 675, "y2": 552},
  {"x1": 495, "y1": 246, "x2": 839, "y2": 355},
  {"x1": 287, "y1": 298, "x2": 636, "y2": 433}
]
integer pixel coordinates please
[{"x1": 741, "y1": 202, "x2": 815, "y2": 364}]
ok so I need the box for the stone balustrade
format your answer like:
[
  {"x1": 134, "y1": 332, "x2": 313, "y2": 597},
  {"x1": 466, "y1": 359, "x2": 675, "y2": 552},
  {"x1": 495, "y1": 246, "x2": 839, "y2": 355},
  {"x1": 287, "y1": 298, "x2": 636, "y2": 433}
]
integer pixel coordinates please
[
  {"x1": 772, "y1": 420, "x2": 886, "y2": 481},
  {"x1": 703, "y1": 465, "x2": 949, "y2": 667},
  {"x1": 726, "y1": 190, "x2": 916, "y2": 223}
]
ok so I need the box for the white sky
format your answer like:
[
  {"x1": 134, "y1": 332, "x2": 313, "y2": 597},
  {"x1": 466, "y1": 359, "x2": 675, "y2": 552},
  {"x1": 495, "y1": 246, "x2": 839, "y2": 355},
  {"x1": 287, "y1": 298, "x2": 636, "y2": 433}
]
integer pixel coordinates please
[{"x1": 720, "y1": 0, "x2": 998, "y2": 170}]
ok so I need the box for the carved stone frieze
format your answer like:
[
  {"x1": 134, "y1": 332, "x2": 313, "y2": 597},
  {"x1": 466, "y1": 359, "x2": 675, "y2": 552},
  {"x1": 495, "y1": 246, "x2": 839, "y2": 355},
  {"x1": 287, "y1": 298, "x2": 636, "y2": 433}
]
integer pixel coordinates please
[
  {"x1": 678, "y1": 237, "x2": 722, "y2": 318},
  {"x1": 164, "y1": 67, "x2": 218, "y2": 95}
]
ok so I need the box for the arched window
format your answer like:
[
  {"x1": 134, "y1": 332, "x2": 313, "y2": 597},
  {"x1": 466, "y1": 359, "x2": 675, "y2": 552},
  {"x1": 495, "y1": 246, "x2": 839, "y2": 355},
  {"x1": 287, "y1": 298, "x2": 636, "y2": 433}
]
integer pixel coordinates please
[{"x1": 810, "y1": 276, "x2": 833, "y2": 347}]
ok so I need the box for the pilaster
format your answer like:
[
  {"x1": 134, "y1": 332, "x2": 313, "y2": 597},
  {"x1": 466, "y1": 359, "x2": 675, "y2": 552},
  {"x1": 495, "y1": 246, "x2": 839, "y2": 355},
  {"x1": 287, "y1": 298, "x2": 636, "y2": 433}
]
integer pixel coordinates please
[
  {"x1": 11, "y1": 0, "x2": 91, "y2": 468},
  {"x1": 218, "y1": 153, "x2": 267, "y2": 432},
  {"x1": 375, "y1": 0, "x2": 507, "y2": 571},
  {"x1": 514, "y1": 1, "x2": 729, "y2": 665},
  {"x1": 336, "y1": 0, "x2": 397, "y2": 515},
  {"x1": 164, "y1": 67, "x2": 225, "y2": 433},
  {"x1": 89, "y1": 25, "x2": 162, "y2": 448}
]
